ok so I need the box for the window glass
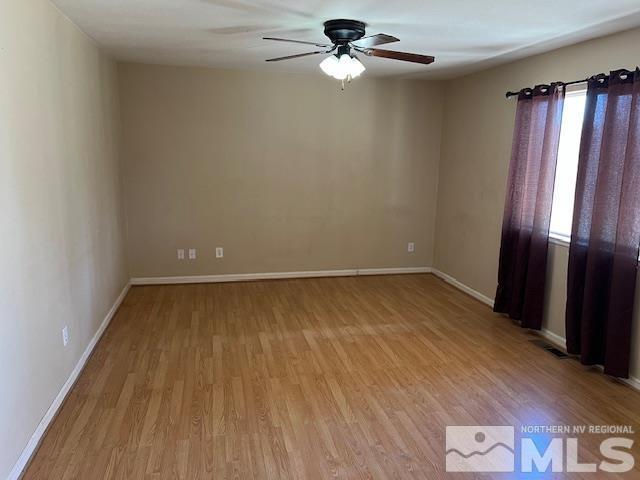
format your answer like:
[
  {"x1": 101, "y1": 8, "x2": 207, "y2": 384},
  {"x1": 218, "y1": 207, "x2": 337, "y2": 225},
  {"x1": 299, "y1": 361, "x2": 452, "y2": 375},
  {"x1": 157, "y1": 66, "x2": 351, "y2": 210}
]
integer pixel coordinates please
[{"x1": 549, "y1": 88, "x2": 587, "y2": 240}]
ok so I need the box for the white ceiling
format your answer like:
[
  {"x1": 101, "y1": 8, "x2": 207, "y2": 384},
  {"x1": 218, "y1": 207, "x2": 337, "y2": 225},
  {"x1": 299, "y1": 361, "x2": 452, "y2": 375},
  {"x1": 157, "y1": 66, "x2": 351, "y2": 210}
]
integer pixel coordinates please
[{"x1": 52, "y1": 0, "x2": 640, "y2": 79}]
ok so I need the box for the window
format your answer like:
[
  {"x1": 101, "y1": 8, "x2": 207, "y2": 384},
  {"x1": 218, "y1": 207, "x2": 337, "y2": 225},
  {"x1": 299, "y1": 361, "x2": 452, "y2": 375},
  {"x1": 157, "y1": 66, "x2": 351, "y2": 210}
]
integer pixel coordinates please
[{"x1": 549, "y1": 87, "x2": 587, "y2": 241}]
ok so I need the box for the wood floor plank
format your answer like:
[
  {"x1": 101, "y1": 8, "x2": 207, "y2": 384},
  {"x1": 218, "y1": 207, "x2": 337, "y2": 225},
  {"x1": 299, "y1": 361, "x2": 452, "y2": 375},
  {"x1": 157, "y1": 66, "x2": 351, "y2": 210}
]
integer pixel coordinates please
[{"x1": 22, "y1": 274, "x2": 640, "y2": 478}]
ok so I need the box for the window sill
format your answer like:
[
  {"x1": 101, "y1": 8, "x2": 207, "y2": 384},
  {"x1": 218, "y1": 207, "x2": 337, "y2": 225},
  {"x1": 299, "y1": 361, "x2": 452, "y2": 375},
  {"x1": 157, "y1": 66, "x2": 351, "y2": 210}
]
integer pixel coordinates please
[{"x1": 549, "y1": 233, "x2": 570, "y2": 248}]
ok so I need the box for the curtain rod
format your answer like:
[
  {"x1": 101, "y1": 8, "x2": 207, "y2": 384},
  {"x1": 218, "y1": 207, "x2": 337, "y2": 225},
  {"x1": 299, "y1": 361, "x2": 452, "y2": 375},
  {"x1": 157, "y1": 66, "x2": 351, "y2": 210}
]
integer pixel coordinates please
[
  {"x1": 505, "y1": 78, "x2": 588, "y2": 98},
  {"x1": 505, "y1": 67, "x2": 639, "y2": 98}
]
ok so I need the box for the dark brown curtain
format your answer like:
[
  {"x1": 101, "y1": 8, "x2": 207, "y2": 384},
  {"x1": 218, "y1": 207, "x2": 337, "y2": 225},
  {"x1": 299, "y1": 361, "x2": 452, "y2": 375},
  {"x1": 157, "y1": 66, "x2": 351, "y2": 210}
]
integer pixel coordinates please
[
  {"x1": 494, "y1": 84, "x2": 565, "y2": 329},
  {"x1": 565, "y1": 68, "x2": 640, "y2": 378}
]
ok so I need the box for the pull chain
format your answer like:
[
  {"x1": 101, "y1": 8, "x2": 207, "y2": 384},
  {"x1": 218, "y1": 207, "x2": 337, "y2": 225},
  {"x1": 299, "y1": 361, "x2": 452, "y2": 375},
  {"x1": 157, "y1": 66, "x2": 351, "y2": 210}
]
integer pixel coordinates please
[{"x1": 341, "y1": 75, "x2": 353, "y2": 91}]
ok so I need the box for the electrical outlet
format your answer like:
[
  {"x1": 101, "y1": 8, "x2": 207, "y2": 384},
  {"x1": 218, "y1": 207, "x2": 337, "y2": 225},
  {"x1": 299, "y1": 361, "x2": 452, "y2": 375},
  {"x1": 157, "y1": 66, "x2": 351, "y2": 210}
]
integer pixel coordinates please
[
  {"x1": 177, "y1": 249, "x2": 185, "y2": 260},
  {"x1": 188, "y1": 248, "x2": 196, "y2": 260},
  {"x1": 408, "y1": 242, "x2": 415, "y2": 253},
  {"x1": 62, "y1": 326, "x2": 69, "y2": 346},
  {"x1": 215, "y1": 247, "x2": 224, "y2": 259}
]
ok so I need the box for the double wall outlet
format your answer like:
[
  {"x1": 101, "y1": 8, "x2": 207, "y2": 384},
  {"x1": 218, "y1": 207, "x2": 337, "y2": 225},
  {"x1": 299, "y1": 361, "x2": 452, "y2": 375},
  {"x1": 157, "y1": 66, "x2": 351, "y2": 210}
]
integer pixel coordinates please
[
  {"x1": 177, "y1": 248, "x2": 196, "y2": 260},
  {"x1": 178, "y1": 247, "x2": 221, "y2": 259},
  {"x1": 408, "y1": 242, "x2": 415, "y2": 253}
]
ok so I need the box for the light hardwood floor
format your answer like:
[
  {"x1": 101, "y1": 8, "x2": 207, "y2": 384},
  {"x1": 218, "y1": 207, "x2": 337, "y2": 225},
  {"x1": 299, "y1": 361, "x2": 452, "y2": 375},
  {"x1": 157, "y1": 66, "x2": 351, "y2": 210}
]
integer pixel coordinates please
[{"x1": 23, "y1": 274, "x2": 640, "y2": 479}]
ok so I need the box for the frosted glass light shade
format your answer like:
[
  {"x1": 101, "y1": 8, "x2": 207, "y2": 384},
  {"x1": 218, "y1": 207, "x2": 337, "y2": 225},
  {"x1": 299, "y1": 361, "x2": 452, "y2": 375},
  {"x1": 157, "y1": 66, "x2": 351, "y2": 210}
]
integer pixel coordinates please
[
  {"x1": 350, "y1": 57, "x2": 365, "y2": 77},
  {"x1": 334, "y1": 54, "x2": 351, "y2": 80},
  {"x1": 319, "y1": 55, "x2": 339, "y2": 76},
  {"x1": 319, "y1": 54, "x2": 366, "y2": 80}
]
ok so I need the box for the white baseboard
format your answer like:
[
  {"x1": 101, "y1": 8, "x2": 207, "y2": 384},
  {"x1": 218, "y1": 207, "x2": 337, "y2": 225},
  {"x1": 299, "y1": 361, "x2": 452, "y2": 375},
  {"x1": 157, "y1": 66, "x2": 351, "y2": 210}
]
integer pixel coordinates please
[
  {"x1": 130, "y1": 267, "x2": 432, "y2": 285},
  {"x1": 430, "y1": 268, "x2": 640, "y2": 392},
  {"x1": 621, "y1": 373, "x2": 640, "y2": 390},
  {"x1": 8, "y1": 281, "x2": 131, "y2": 480},
  {"x1": 431, "y1": 268, "x2": 495, "y2": 307},
  {"x1": 539, "y1": 328, "x2": 567, "y2": 349},
  {"x1": 355, "y1": 267, "x2": 432, "y2": 276},
  {"x1": 538, "y1": 328, "x2": 640, "y2": 391}
]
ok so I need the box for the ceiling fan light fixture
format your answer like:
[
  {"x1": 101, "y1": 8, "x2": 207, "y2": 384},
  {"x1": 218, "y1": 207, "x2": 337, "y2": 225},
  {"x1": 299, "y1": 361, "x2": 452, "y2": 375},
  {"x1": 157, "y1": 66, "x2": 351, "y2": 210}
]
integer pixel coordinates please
[{"x1": 319, "y1": 52, "x2": 366, "y2": 80}]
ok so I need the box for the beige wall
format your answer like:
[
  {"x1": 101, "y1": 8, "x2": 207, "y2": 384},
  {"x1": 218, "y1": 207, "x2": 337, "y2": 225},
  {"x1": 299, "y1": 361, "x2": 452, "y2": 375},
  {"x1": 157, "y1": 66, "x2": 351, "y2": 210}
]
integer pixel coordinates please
[
  {"x1": 0, "y1": 1, "x2": 128, "y2": 477},
  {"x1": 118, "y1": 64, "x2": 444, "y2": 277},
  {"x1": 434, "y1": 26, "x2": 640, "y2": 379}
]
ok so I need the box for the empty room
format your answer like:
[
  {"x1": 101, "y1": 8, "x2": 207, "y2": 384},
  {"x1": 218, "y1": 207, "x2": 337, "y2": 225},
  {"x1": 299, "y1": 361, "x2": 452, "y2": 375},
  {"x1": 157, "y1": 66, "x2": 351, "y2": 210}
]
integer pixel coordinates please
[{"x1": 3, "y1": 0, "x2": 640, "y2": 478}]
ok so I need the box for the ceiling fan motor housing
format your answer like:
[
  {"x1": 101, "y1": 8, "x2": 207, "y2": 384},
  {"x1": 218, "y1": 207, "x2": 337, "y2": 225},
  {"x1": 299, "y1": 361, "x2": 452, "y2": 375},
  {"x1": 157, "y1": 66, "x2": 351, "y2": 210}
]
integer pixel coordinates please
[{"x1": 323, "y1": 19, "x2": 366, "y2": 44}]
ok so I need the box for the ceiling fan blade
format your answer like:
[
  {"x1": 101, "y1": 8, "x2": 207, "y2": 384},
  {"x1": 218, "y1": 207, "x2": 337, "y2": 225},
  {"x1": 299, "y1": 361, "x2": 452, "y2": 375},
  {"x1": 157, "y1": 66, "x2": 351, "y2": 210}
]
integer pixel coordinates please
[
  {"x1": 361, "y1": 48, "x2": 435, "y2": 65},
  {"x1": 351, "y1": 34, "x2": 399, "y2": 48},
  {"x1": 263, "y1": 37, "x2": 331, "y2": 48},
  {"x1": 265, "y1": 50, "x2": 327, "y2": 62}
]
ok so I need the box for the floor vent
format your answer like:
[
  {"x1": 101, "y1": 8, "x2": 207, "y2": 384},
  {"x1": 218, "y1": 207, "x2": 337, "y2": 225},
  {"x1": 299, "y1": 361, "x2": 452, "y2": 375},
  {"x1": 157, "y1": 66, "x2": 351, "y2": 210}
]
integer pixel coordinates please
[
  {"x1": 546, "y1": 347, "x2": 569, "y2": 358},
  {"x1": 529, "y1": 339, "x2": 569, "y2": 359},
  {"x1": 529, "y1": 339, "x2": 551, "y2": 349}
]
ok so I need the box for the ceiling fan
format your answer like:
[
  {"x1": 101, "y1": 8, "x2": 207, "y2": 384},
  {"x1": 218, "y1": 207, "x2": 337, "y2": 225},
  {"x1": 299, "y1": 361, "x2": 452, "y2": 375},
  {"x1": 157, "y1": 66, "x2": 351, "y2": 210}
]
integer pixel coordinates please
[{"x1": 263, "y1": 19, "x2": 435, "y2": 84}]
